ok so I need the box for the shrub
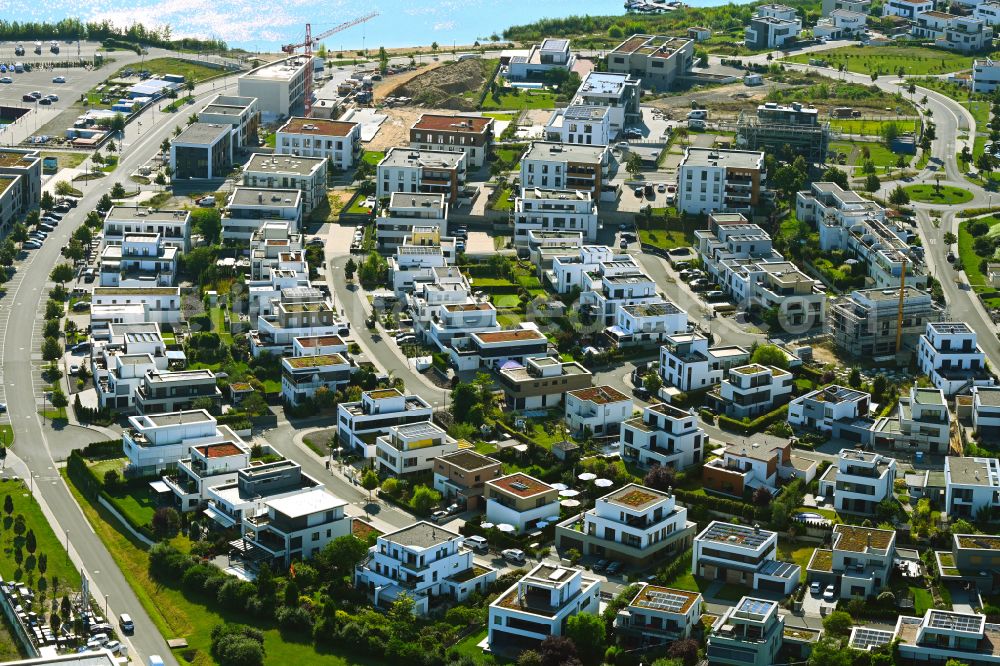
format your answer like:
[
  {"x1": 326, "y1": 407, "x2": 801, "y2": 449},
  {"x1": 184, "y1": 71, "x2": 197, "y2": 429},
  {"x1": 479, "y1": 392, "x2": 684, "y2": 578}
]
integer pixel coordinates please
[{"x1": 275, "y1": 606, "x2": 314, "y2": 633}]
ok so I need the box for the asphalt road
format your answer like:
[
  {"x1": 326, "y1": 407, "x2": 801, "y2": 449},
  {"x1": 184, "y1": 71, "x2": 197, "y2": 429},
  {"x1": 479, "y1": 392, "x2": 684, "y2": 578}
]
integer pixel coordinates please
[{"x1": 0, "y1": 68, "x2": 246, "y2": 666}]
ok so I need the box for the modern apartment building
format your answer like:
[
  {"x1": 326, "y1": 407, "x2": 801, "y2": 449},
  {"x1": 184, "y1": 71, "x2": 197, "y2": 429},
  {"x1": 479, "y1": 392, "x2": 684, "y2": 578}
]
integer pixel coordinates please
[
  {"x1": 883, "y1": 0, "x2": 934, "y2": 19},
  {"x1": 570, "y1": 71, "x2": 642, "y2": 134},
  {"x1": 976, "y1": 1, "x2": 1000, "y2": 26},
  {"x1": 972, "y1": 386, "x2": 1000, "y2": 438},
  {"x1": 712, "y1": 363, "x2": 793, "y2": 420},
  {"x1": 170, "y1": 123, "x2": 232, "y2": 180},
  {"x1": 544, "y1": 105, "x2": 612, "y2": 146},
  {"x1": 555, "y1": 483, "x2": 695, "y2": 567},
  {"x1": 355, "y1": 522, "x2": 497, "y2": 615},
  {"x1": 449, "y1": 326, "x2": 549, "y2": 372},
  {"x1": 432, "y1": 450, "x2": 502, "y2": 510},
  {"x1": 336, "y1": 389, "x2": 434, "y2": 457},
  {"x1": 488, "y1": 564, "x2": 600, "y2": 651},
  {"x1": 694, "y1": 213, "x2": 780, "y2": 284},
  {"x1": 873, "y1": 386, "x2": 952, "y2": 453},
  {"x1": 377, "y1": 148, "x2": 467, "y2": 205},
  {"x1": 703, "y1": 440, "x2": 815, "y2": 499},
  {"x1": 409, "y1": 114, "x2": 494, "y2": 168},
  {"x1": 498, "y1": 356, "x2": 593, "y2": 410},
  {"x1": 243, "y1": 153, "x2": 328, "y2": 216},
  {"x1": 814, "y1": 9, "x2": 868, "y2": 39},
  {"x1": 275, "y1": 117, "x2": 361, "y2": 169},
  {"x1": 238, "y1": 487, "x2": 351, "y2": 568},
  {"x1": 745, "y1": 4, "x2": 803, "y2": 49},
  {"x1": 512, "y1": 187, "x2": 598, "y2": 244},
  {"x1": 204, "y1": 459, "x2": 322, "y2": 528},
  {"x1": 198, "y1": 94, "x2": 260, "y2": 150},
  {"x1": 98, "y1": 233, "x2": 177, "y2": 288},
  {"x1": 788, "y1": 385, "x2": 874, "y2": 444},
  {"x1": 0, "y1": 148, "x2": 41, "y2": 229},
  {"x1": 607, "y1": 300, "x2": 687, "y2": 347},
  {"x1": 936, "y1": 16, "x2": 993, "y2": 52},
  {"x1": 485, "y1": 473, "x2": 560, "y2": 533},
  {"x1": 122, "y1": 409, "x2": 247, "y2": 475},
  {"x1": 221, "y1": 186, "x2": 302, "y2": 242},
  {"x1": 707, "y1": 597, "x2": 785, "y2": 666},
  {"x1": 818, "y1": 449, "x2": 898, "y2": 514},
  {"x1": 693, "y1": 522, "x2": 800, "y2": 595},
  {"x1": 162, "y1": 440, "x2": 251, "y2": 512},
  {"x1": 134, "y1": 368, "x2": 221, "y2": 415},
  {"x1": 103, "y1": 206, "x2": 191, "y2": 252},
  {"x1": 507, "y1": 38, "x2": 576, "y2": 81},
  {"x1": 807, "y1": 524, "x2": 896, "y2": 599},
  {"x1": 620, "y1": 402, "x2": 708, "y2": 471},
  {"x1": 892, "y1": 609, "x2": 1000, "y2": 665},
  {"x1": 613, "y1": 584, "x2": 703, "y2": 646},
  {"x1": 377, "y1": 192, "x2": 449, "y2": 251},
  {"x1": 659, "y1": 332, "x2": 750, "y2": 392},
  {"x1": 677, "y1": 148, "x2": 766, "y2": 215},
  {"x1": 945, "y1": 456, "x2": 1000, "y2": 519},
  {"x1": 237, "y1": 55, "x2": 310, "y2": 120},
  {"x1": 565, "y1": 385, "x2": 634, "y2": 437},
  {"x1": 249, "y1": 295, "x2": 347, "y2": 357},
  {"x1": 917, "y1": 322, "x2": 995, "y2": 396},
  {"x1": 280, "y1": 353, "x2": 353, "y2": 406},
  {"x1": 973, "y1": 56, "x2": 1000, "y2": 93},
  {"x1": 605, "y1": 34, "x2": 694, "y2": 92},
  {"x1": 375, "y1": 421, "x2": 460, "y2": 477},
  {"x1": 828, "y1": 287, "x2": 941, "y2": 359},
  {"x1": 91, "y1": 286, "x2": 182, "y2": 325},
  {"x1": 519, "y1": 142, "x2": 610, "y2": 198}
]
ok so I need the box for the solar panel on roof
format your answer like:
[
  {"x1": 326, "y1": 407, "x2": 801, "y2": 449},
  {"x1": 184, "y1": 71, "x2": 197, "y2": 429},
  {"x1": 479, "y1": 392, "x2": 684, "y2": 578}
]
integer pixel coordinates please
[
  {"x1": 849, "y1": 628, "x2": 893, "y2": 651},
  {"x1": 638, "y1": 590, "x2": 690, "y2": 613},
  {"x1": 737, "y1": 598, "x2": 773, "y2": 616},
  {"x1": 929, "y1": 612, "x2": 983, "y2": 633}
]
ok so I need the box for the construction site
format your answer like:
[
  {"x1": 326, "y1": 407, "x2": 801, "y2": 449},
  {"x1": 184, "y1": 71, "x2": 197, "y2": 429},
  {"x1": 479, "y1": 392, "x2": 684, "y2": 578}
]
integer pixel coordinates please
[{"x1": 733, "y1": 101, "x2": 832, "y2": 164}]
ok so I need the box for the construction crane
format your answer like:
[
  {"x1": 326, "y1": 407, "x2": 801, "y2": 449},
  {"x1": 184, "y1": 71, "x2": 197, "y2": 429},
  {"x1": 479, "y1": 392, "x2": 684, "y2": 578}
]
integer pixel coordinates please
[{"x1": 282, "y1": 11, "x2": 379, "y2": 116}]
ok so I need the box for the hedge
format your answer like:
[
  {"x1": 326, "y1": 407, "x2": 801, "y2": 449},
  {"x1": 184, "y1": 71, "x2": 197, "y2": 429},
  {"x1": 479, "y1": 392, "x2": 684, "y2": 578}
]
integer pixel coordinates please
[
  {"x1": 656, "y1": 547, "x2": 694, "y2": 586},
  {"x1": 718, "y1": 405, "x2": 789, "y2": 436},
  {"x1": 673, "y1": 488, "x2": 769, "y2": 522},
  {"x1": 796, "y1": 365, "x2": 824, "y2": 383},
  {"x1": 67, "y1": 450, "x2": 156, "y2": 540},
  {"x1": 80, "y1": 439, "x2": 124, "y2": 459}
]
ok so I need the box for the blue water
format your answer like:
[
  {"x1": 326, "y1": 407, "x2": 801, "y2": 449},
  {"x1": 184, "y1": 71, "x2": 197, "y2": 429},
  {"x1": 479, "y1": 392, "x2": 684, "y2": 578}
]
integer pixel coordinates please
[{"x1": 1, "y1": 0, "x2": 736, "y2": 52}]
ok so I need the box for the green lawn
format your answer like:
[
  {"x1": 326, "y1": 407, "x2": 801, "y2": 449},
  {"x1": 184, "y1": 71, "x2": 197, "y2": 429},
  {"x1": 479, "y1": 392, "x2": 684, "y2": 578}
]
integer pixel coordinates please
[
  {"x1": 910, "y1": 77, "x2": 973, "y2": 101},
  {"x1": 491, "y1": 186, "x2": 515, "y2": 212},
  {"x1": 482, "y1": 111, "x2": 517, "y2": 121},
  {"x1": 639, "y1": 228, "x2": 689, "y2": 251},
  {"x1": 0, "y1": 425, "x2": 12, "y2": 448},
  {"x1": 494, "y1": 147, "x2": 523, "y2": 168},
  {"x1": 911, "y1": 586, "x2": 934, "y2": 615},
  {"x1": 0, "y1": 479, "x2": 81, "y2": 595},
  {"x1": 64, "y1": 471, "x2": 384, "y2": 666},
  {"x1": 492, "y1": 294, "x2": 521, "y2": 308},
  {"x1": 958, "y1": 216, "x2": 1000, "y2": 287},
  {"x1": 964, "y1": 100, "x2": 991, "y2": 128},
  {"x1": 778, "y1": 541, "x2": 820, "y2": 581},
  {"x1": 361, "y1": 150, "x2": 385, "y2": 166},
  {"x1": 481, "y1": 90, "x2": 557, "y2": 110},
  {"x1": 112, "y1": 57, "x2": 222, "y2": 84},
  {"x1": 40, "y1": 151, "x2": 87, "y2": 170},
  {"x1": 829, "y1": 117, "x2": 919, "y2": 137},
  {"x1": 669, "y1": 572, "x2": 744, "y2": 601},
  {"x1": 784, "y1": 45, "x2": 974, "y2": 75},
  {"x1": 831, "y1": 141, "x2": 911, "y2": 169},
  {"x1": 903, "y1": 184, "x2": 973, "y2": 204},
  {"x1": 98, "y1": 155, "x2": 120, "y2": 173}
]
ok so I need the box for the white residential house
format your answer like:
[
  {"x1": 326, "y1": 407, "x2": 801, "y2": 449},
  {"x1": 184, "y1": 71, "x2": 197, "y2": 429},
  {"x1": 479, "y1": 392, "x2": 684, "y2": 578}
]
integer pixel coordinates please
[
  {"x1": 249, "y1": 294, "x2": 348, "y2": 357},
  {"x1": 135, "y1": 369, "x2": 222, "y2": 416},
  {"x1": 243, "y1": 153, "x2": 328, "y2": 216},
  {"x1": 613, "y1": 585, "x2": 703, "y2": 645},
  {"x1": 237, "y1": 55, "x2": 310, "y2": 120},
  {"x1": 204, "y1": 459, "x2": 322, "y2": 529},
  {"x1": 620, "y1": 402, "x2": 708, "y2": 471},
  {"x1": 707, "y1": 597, "x2": 785, "y2": 666},
  {"x1": 98, "y1": 233, "x2": 178, "y2": 288},
  {"x1": 375, "y1": 421, "x2": 461, "y2": 477},
  {"x1": 555, "y1": 483, "x2": 696, "y2": 567},
  {"x1": 973, "y1": 56, "x2": 1000, "y2": 93},
  {"x1": 745, "y1": 5, "x2": 803, "y2": 49},
  {"x1": 485, "y1": 473, "x2": 560, "y2": 534},
  {"x1": 91, "y1": 287, "x2": 182, "y2": 325},
  {"x1": 162, "y1": 440, "x2": 252, "y2": 512},
  {"x1": 513, "y1": 187, "x2": 599, "y2": 244},
  {"x1": 873, "y1": 386, "x2": 952, "y2": 454},
  {"x1": 944, "y1": 456, "x2": 1000, "y2": 519},
  {"x1": 918, "y1": 322, "x2": 994, "y2": 396},
  {"x1": 519, "y1": 142, "x2": 611, "y2": 199},
  {"x1": 249, "y1": 225, "x2": 307, "y2": 281},
  {"x1": 275, "y1": 117, "x2": 361, "y2": 170},
  {"x1": 122, "y1": 410, "x2": 248, "y2": 475},
  {"x1": 883, "y1": 0, "x2": 934, "y2": 19},
  {"x1": 292, "y1": 334, "x2": 348, "y2": 357},
  {"x1": 449, "y1": 325, "x2": 549, "y2": 373},
  {"x1": 237, "y1": 488, "x2": 352, "y2": 568},
  {"x1": 606, "y1": 300, "x2": 688, "y2": 347},
  {"x1": 713, "y1": 364, "x2": 793, "y2": 420},
  {"x1": 677, "y1": 148, "x2": 767, "y2": 215},
  {"x1": 912, "y1": 10, "x2": 958, "y2": 39},
  {"x1": 976, "y1": 2, "x2": 1000, "y2": 25},
  {"x1": 565, "y1": 385, "x2": 634, "y2": 437},
  {"x1": 818, "y1": 449, "x2": 898, "y2": 514},
  {"x1": 972, "y1": 386, "x2": 1000, "y2": 438},
  {"x1": 355, "y1": 522, "x2": 497, "y2": 615},
  {"x1": 103, "y1": 207, "x2": 191, "y2": 252},
  {"x1": 937, "y1": 16, "x2": 993, "y2": 52},
  {"x1": 702, "y1": 441, "x2": 816, "y2": 499},
  {"x1": 570, "y1": 70, "x2": 641, "y2": 134},
  {"x1": 336, "y1": 389, "x2": 435, "y2": 458},
  {"x1": 488, "y1": 564, "x2": 600, "y2": 651},
  {"x1": 544, "y1": 105, "x2": 612, "y2": 146},
  {"x1": 497, "y1": 356, "x2": 593, "y2": 411},
  {"x1": 692, "y1": 521, "x2": 800, "y2": 595},
  {"x1": 579, "y1": 269, "x2": 661, "y2": 326},
  {"x1": 694, "y1": 213, "x2": 780, "y2": 284},
  {"x1": 280, "y1": 353, "x2": 354, "y2": 406},
  {"x1": 427, "y1": 301, "x2": 500, "y2": 351},
  {"x1": 814, "y1": 9, "x2": 868, "y2": 39},
  {"x1": 806, "y1": 524, "x2": 896, "y2": 599},
  {"x1": 221, "y1": 187, "x2": 302, "y2": 242},
  {"x1": 788, "y1": 385, "x2": 875, "y2": 444},
  {"x1": 376, "y1": 148, "x2": 468, "y2": 205},
  {"x1": 891, "y1": 610, "x2": 1000, "y2": 666},
  {"x1": 659, "y1": 332, "x2": 750, "y2": 392},
  {"x1": 377, "y1": 192, "x2": 449, "y2": 251},
  {"x1": 507, "y1": 38, "x2": 576, "y2": 81},
  {"x1": 92, "y1": 322, "x2": 170, "y2": 413}
]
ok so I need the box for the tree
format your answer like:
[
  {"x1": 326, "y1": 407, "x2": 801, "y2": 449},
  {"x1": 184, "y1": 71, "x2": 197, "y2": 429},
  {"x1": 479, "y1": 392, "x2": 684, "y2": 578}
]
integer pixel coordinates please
[
  {"x1": 161, "y1": 138, "x2": 171, "y2": 154},
  {"x1": 55, "y1": 181, "x2": 74, "y2": 196},
  {"x1": 626, "y1": 152, "x2": 643, "y2": 178},
  {"x1": 822, "y1": 610, "x2": 854, "y2": 637},
  {"x1": 667, "y1": 638, "x2": 700, "y2": 666},
  {"x1": 752, "y1": 486, "x2": 772, "y2": 506},
  {"x1": 103, "y1": 469, "x2": 120, "y2": 489},
  {"x1": 821, "y1": 166, "x2": 849, "y2": 190},
  {"x1": 808, "y1": 638, "x2": 852, "y2": 666},
  {"x1": 889, "y1": 185, "x2": 911, "y2": 206},
  {"x1": 360, "y1": 468, "x2": 379, "y2": 502},
  {"x1": 771, "y1": 164, "x2": 806, "y2": 199},
  {"x1": 314, "y1": 535, "x2": 368, "y2": 581},
  {"x1": 750, "y1": 343, "x2": 788, "y2": 369},
  {"x1": 50, "y1": 389, "x2": 68, "y2": 410},
  {"x1": 848, "y1": 367, "x2": 862, "y2": 388},
  {"x1": 41, "y1": 337, "x2": 62, "y2": 362},
  {"x1": 25, "y1": 529, "x2": 36, "y2": 554},
  {"x1": 565, "y1": 613, "x2": 605, "y2": 666},
  {"x1": 409, "y1": 485, "x2": 440, "y2": 514},
  {"x1": 3, "y1": 495, "x2": 12, "y2": 516},
  {"x1": 643, "y1": 371, "x2": 663, "y2": 395},
  {"x1": 97, "y1": 193, "x2": 113, "y2": 212},
  {"x1": 154, "y1": 172, "x2": 167, "y2": 187},
  {"x1": 344, "y1": 257, "x2": 356, "y2": 281},
  {"x1": 451, "y1": 382, "x2": 480, "y2": 422},
  {"x1": 40, "y1": 191, "x2": 55, "y2": 210},
  {"x1": 865, "y1": 173, "x2": 881, "y2": 192},
  {"x1": 517, "y1": 651, "x2": 543, "y2": 666},
  {"x1": 643, "y1": 464, "x2": 676, "y2": 491},
  {"x1": 871, "y1": 71, "x2": 879, "y2": 82},
  {"x1": 110, "y1": 182, "x2": 126, "y2": 199},
  {"x1": 539, "y1": 636, "x2": 578, "y2": 666},
  {"x1": 50, "y1": 263, "x2": 75, "y2": 285},
  {"x1": 283, "y1": 579, "x2": 299, "y2": 607},
  {"x1": 10, "y1": 224, "x2": 27, "y2": 244},
  {"x1": 881, "y1": 121, "x2": 900, "y2": 147},
  {"x1": 211, "y1": 624, "x2": 265, "y2": 666},
  {"x1": 110, "y1": 112, "x2": 126, "y2": 134},
  {"x1": 960, "y1": 146, "x2": 973, "y2": 167},
  {"x1": 431, "y1": 41, "x2": 439, "y2": 52},
  {"x1": 152, "y1": 507, "x2": 180, "y2": 537},
  {"x1": 191, "y1": 208, "x2": 222, "y2": 244}
]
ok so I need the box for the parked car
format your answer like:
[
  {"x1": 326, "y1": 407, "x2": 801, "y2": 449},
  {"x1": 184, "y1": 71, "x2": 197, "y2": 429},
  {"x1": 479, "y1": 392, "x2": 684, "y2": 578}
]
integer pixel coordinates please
[
  {"x1": 59, "y1": 197, "x2": 78, "y2": 207},
  {"x1": 29, "y1": 91, "x2": 41, "y2": 99},
  {"x1": 619, "y1": 239, "x2": 629, "y2": 249},
  {"x1": 38, "y1": 223, "x2": 54, "y2": 232},
  {"x1": 430, "y1": 510, "x2": 449, "y2": 523},
  {"x1": 53, "y1": 204, "x2": 70, "y2": 213},
  {"x1": 43, "y1": 210, "x2": 62, "y2": 220},
  {"x1": 119, "y1": 614, "x2": 134, "y2": 633},
  {"x1": 69, "y1": 364, "x2": 80, "y2": 375},
  {"x1": 810, "y1": 581, "x2": 821, "y2": 595},
  {"x1": 823, "y1": 585, "x2": 836, "y2": 601},
  {"x1": 657, "y1": 183, "x2": 667, "y2": 193},
  {"x1": 689, "y1": 278, "x2": 712, "y2": 291},
  {"x1": 606, "y1": 561, "x2": 623, "y2": 575},
  {"x1": 704, "y1": 290, "x2": 726, "y2": 302},
  {"x1": 463, "y1": 535, "x2": 488, "y2": 552},
  {"x1": 593, "y1": 559, "x2": 608, "y2": 573},
  {"x1": 0, "y1": 403, "x2": 6, "y2": 413},
  {"x1": 104, "y1": 641, "x2": 122, "y2": 654},
  {"x1": 197, "y1": 196, "x2": 216, "y2": 206},
  {"x1": 23, "y1": 241, "x2": 41, "y2": 249},
  {"x1": 501, "y1": 548, "x2": 526, "y2": 564}
]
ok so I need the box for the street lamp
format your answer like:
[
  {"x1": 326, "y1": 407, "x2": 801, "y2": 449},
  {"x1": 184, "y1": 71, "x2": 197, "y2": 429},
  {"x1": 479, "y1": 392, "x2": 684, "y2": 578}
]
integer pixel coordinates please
[{"x1": 104, "y1": 594, "x2": 109, "y2": 618}]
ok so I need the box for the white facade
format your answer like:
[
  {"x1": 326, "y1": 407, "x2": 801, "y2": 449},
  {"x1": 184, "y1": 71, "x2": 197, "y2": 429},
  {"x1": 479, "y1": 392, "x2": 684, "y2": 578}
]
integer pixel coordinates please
[
  {"x1": 972, "y1": 386, "x2": 1000, "y2": 436},
  {"x1": 944, "y1": 456, "x2": 1000, "y2": 519},
  {"x1": 241, "y1": 488, "x2": 351, "y2": 567},
  {"x1": 513, "y1": 187, "x2": 598, "y2": 244},
  {"x1": 974, "y1": 56, "x2": 1000, "y2": 93},
  {"x1": 717, "y1": 364, "x2": 793, "y2": 420},
  {"x1": 237, "y1": 56, "x2": 310, "y2": 120},
  {"x1": 488, "y1": 564, "x2": 600, "y2": 650},
  {"x1": 883, "y1": 0, "x2": 934, "y2": 19},
  {"x1": 976, "y1": 3, "x2": 1000, "y2": 26},
  {"x1": 162, "y1": 441, "x2": 251, "y2": 512},
  {"x1": 275, "y1": 117, "x2": 361, "y2": 170},
  {"x1": 280, "y1": 353, "x2": 353, "y2": 406},
  {"x1": 122, "y1": 410, "x2": 247, "y2": 475},
  {"x1": 544, "y1": 105, "x2": 612, "y2": 146},
  {"x1": 693, "y1": 521, "x2": 799, "y2": 595},
  {"x1": 814, "y1": 9, "x2": 867, "y2": 38},
  {"x1": 707, "y1": 597, "x2": 785, "y2": 666},
  {"x1": 355, "y1": 522, "x2": 497, "y2": 616},
  {"x1": 198, "y1": 94, "x2": 259, "y2": 150},
  {"x1": 507, "y1": 38, "x2": 576, "y2": 81},
  {"x1": 659, "y1": 332, "x2": 750, "y2": 392},
  {"x1": 614, "y1": 584, "x2": 702, "y2": 644},
  {"x1": 788, "y1": 384, "x2": 874, "y2": 443},
  {"x1": 918, "y1": 322, "x2": 994, "y2": 396},
  {"x1": 91, "y1": 287, "x2": 182, "y2": 325},
  {"x1": 375, "y1": 421, "x2": 459, "y2": 477},
  {"x1": 892, "y1": 610, "x2": 1000, "y2": 666},
  {"x1": 243, "y1": 153, "x2": 328, "y2": 216},
  {"x1": 99, "y1": 233, "x2": 177, "y2": 288},
  {"x1": 874, "y1": 386, "x2": 951, "y2": 454},
  {"x1": 607, "y1": 300, "x2": 687, "y2": 347},
  {"x1": 565, "y1": 385, "x2": 634, "y2": 437},
  {"x1": 222, "y1": 187, "x2": 302, "y2": 242},
  {"x1": 520, "y1": 141, "x2": 610, "y2": 197},
  {"x1": 818, "y1": 449, "x2": 898, "y2": 514},
  {"x1": 376, "y1": 148, "x2": 467, "y2": 203},
  {"x1": 584, "y1": 484, "x2": 690, "y2": 551},
  {"x1": 103, "y1": 207, "x2": 191, "y2": 252},
  {"x1": 937, "y1": 16, "x2": 993, "y2": 52},
  {"x1": 484, "y1": 473, "x2": 560, "y2": 533},
  {"x1": 677, "y1": 148, "x2": 765, "y2": 215},
  {"x1": 808, "y1": 525, "x2": 895, "y2": 599},
  {"x1": 336, "y1": 389, "x2": 435, "y2": 458},
  {"x1": 377, "y1": 193, "x2": 449, "y2": 252},
  {"x1": 620, "y1": 402, "x2": 708, "y2": 470},
  {"x1": 571, "y1": 71, "x2": 641, "y2": 134}
]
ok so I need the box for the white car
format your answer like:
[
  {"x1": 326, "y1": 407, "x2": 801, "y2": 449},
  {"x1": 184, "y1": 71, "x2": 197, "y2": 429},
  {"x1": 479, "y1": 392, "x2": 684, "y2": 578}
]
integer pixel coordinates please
[
  {"x1": 198, "y1": 196, "x2": 216, "y2": 206},
  {"x1": 0, "y1": 77, "x2": 11, "y2": 84},
  {"x1": 810, "y1": 581, "x2": 821, "y2": 595},
  {"x1": 501, "y1": 548, "x2": 526, "y2": 564},
  {"x1": 823, "y1": 584, "x2": 836, "y2": 601},
  {"x1": 69, "y1": 364, "x2": 80, "y2": 375},
  {"x1": 52, "y1": 76, "x2": 65, "y2": 83}
]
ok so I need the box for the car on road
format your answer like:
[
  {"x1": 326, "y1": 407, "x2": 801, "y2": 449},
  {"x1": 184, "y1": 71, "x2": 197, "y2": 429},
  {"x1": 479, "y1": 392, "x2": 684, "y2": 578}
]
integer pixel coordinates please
[
  {"x1": 823, "y1": 585, "x2": 836, "y2": 602},
  {"x1": 52, "y1": 76, "x2": 65, "y2": 83},
  {"x1": 119, "y1": 614, "x2": 134, "y2": 633},
  {"x1": 29, "y1": 91, "x2": 41, "y2": 99},
  {"x1": 0, "y1": 404, "x2": 6, "y2": 413},
  {"x1": 45, "y1": 93, "x2": 58, "y2": 102},
  {"x1": 606, "y1": 561, "x2": 623, "y2": 575},
  {"x1": 501, "y1": 548, "x2": 526, "y2": 564},
  {"x1": 21, "y1": 94, "x2": 35, "y2": 102},
  {"x1": 0, "y1": 77, "x2": 12, "y2": 84},
  {"x1": 430, "y1": 510, "x2": 449, "y2": 523},
  {"x1": 463, "y1": 535, "x2": 488, "y2": 552},
  {"x1": 810, "y1": 581, "x2": 821, "y2": 595}
]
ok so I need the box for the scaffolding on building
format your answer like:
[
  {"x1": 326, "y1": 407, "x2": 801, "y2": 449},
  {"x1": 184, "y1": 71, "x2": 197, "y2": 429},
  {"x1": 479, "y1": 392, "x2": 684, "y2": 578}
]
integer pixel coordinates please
[{"x1": 733, "y1": 110, "x2": 833, "y2": 164}]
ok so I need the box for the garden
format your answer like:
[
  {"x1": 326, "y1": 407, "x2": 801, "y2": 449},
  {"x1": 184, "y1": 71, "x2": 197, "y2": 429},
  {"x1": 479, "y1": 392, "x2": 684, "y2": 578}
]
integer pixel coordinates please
[
  {"x1": 902, "y1": 184, "x2": 973, "y2": 205},
  {"x1": 784, "y1": 45, "x2": 977, "y2": 76}
]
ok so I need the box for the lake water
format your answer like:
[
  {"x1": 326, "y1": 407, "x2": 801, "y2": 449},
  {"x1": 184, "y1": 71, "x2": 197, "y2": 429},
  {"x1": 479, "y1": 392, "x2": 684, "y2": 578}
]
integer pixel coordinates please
[{"x1": 5, "y1": 0, "x2": 743, "y2": 52}]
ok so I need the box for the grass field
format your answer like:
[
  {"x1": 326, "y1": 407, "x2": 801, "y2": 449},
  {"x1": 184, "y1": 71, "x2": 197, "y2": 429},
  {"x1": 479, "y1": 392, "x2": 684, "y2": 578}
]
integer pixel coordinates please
[
  {"x1": 784, "y1": 45, "x2": 974, "y2": 75},
  {"x1": 904, "y1": 184, "x2": 973, "y2": 204},
  {"x1": 491, "y1": 294, "x2": 521, "y2": 308},
  {"x1": 481, "y1": 90, "x2": 557, "y2": 110},
  {"x1": 910, "y1": 76, "x2": 973, "y2": 101},
  {"x1": 491, "y1": 186, "x2": 515, "y2": 211},
  {"x1": 829, "y1": 141, "x2": 912, "y2": 169},
  {"x1": 112, "y1": 57, "x2": 222, "y2": 85},
  {"x1": 64, "y1": 471, "x2": 384, "y2": 666},
  {"x1": 40, "y1": 151, "x2": 87, "y2": 170},
  {"x1": 778, "y1": 541, "x2": 820, "y2": 581},
  {"x1": 361, "y1": 150, "x2": 385, "y2": 166},
  {"x1": 958, "y1": 216, "x2": 1000, "y2": 287},
  {"x1": 910, "y1": 586, "x2": 934, "y2": 615},
  {"x1": 829, "y1": 117, "x2": 919, "y2": 137}
]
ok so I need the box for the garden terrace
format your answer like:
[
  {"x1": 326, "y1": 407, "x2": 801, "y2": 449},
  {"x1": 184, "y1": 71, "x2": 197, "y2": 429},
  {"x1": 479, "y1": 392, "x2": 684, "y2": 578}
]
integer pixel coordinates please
[
  {"x1": 631, "y1": 586, "x2": 700, "y2": 614},
  {"x1": 832, "y1": 525, "x2": 894, "y2": 552},
  {"x1": 807, "y1": 549, "x2": 833, "y2": 572},
  {"x1": 957, "y1": 535, "x2": 1000, "y2": 550},
  {"x1": 606, "y1": 487, "x2": 664, "y2": 510}
]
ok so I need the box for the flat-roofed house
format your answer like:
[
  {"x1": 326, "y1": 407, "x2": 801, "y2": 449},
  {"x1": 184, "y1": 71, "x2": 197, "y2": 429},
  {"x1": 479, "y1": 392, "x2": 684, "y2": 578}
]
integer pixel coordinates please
[
  {"x1": 693, "y1": 521, "x2": 800, "y2": 595},
  {"x1": 409, "y1": 114, "x2": 494, "y2": 168},
  {"x1": 432, "y1": 450, "x2": 502, "y2": 509},
  {"x1": 806, "y1": 524, "x2": 895, "y2": 599},
  {"x1": 275, "y1": 116, "x2": 361, "y2": 169},
  {"x1": 565, "y1": 385, "x2": 634, "y2": 437},
  {"x1": 620, "y1": 402, "x2": 708, "y2": 471},
  {"x1": 613, "y1": 584, "x2": 703, "y2": 646},
  {"x1": 485, "y1": 473, "x2": 560, "y2": 534},
  {"x1": 498, "y1": 356, "x2": 593, "y2": 410},
  {"x1": 375, "y1": 421, "x2": 461, "y2": 477},
  {"x1": 162, "y1": 440, "x2": 252, "y2": 512}
]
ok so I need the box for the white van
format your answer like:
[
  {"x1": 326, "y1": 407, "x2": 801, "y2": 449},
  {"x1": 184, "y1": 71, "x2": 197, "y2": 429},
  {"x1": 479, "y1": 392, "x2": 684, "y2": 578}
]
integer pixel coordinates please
[
  {"x1": 688, "y1": 118, "x2": 707, "y2": 130},
  {"x1": 464, "y1": 535, "x2": 488, "y2": 552},
  {"x1": 687, "y1": 109, "x2": 708, "y2": 120}
]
